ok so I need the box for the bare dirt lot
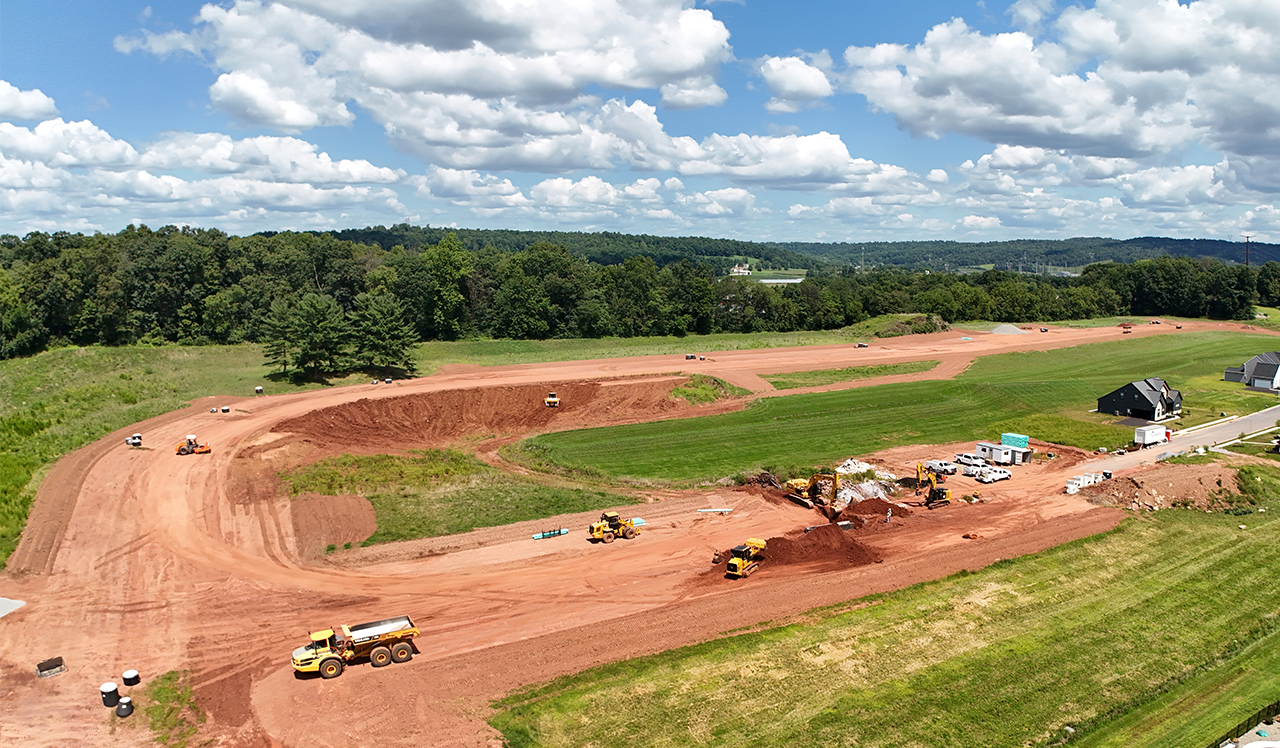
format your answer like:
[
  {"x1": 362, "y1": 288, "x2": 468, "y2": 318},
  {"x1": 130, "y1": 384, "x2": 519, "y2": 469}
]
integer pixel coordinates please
[{"x1": 0, "y1": 320, "x2": 1261, "y2": 747}]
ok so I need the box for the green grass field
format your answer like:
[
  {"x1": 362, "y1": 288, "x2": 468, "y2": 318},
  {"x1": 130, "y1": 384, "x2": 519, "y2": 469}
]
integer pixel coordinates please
[
  {"x1": 283, "y1": 450, "x2": 635, "y2": 542},
  {"x1": 763, "y1": 360, "x2": 939, "y2": 390},
  {"x1": 489, "y1": 465, "x2": 1280, "y2": 748},
  {"x1": 515, "y1": 332, "x2": 1279, "y2": 485}
]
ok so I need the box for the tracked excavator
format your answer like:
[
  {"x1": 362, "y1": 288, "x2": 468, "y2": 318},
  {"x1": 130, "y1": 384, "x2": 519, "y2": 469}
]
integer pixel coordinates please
[
  {"x1": 784, "y1": 473, "x2": 840, "y2": 510},
  {"x1": 923, "y1": 470, "x2": 951, "y2": 509}
]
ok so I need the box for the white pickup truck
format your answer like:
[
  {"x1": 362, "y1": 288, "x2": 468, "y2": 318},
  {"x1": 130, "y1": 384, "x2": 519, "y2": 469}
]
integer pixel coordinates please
[
  {"x1": 925, "y1": 459, "x2": 960, "y2": 475},
  {"x1": 976, "y1": 467, "x2": 1012, "y2": 483},
  {"x1": 954, "y1": 453, "x2": 986, "y2": 467}
]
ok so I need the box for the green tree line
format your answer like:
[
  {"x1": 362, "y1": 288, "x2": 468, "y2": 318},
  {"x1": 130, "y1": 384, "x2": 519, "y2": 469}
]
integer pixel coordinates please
[{"x1": 0, "y1": 226, "x2": 1267, "y2": 373}]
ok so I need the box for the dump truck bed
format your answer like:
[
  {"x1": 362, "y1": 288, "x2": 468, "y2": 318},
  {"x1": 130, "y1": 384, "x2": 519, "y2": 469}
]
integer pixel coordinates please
[{"x1": 348, "y1": 615, "x2": 414, "y2": 642}]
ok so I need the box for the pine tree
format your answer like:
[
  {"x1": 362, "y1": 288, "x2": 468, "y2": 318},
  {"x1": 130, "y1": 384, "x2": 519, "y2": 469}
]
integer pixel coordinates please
[
  {"x1": 349, "y1": 289, "x2": 417, "y2": 372},
  {"x1": 292, "y1": 293, "x2": 348, "y2": 374},
  {"x1": 260, "y1": 297, "x2": 296, "y2": 373}
]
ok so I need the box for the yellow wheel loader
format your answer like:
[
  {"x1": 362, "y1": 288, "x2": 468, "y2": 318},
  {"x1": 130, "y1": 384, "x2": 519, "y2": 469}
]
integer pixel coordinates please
[{"x1": 587, "y1": 511, "x2": 640, "y2": 543}]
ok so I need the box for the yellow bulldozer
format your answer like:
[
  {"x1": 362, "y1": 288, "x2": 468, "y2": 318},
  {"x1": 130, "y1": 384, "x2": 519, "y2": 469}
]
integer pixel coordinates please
[
  {"x1": 587, "y1": 511, "x2": 640, "y2": 543},
  {"x1": 726, "y1": 538, "x2": 767, "y2": 578}
]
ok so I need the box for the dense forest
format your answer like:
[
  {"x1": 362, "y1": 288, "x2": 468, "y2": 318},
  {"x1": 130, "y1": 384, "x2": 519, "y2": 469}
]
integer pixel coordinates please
[{"x1": 0, "y1": 225, "x2": 1273, "y2": 372}]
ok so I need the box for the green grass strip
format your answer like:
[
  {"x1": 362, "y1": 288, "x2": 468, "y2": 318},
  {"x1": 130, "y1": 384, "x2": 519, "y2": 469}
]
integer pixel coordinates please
[
  {"x1": 520, "y1": 332, "x2": 1279, "y2": 484},
  {"x1": 764, "y1": 360, "x2": 939, "y2": 390},
  {"x1": 284, "y1": 450, "x2": 635, "y2": 542},
  {"x1": 488, "y1": 467, "x2": 1280, "y2": 748}
]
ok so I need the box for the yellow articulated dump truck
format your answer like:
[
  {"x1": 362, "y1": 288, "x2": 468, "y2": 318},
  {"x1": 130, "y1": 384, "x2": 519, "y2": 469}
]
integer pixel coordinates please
[{"x1": 291, "y1": 615, "x2": 419, "y2": 679}]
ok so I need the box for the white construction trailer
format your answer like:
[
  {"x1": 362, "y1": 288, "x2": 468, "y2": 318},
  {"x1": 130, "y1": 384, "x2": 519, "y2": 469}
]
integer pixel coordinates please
[{"x1": 1135, "y1": 424, "x2": 1171, "y2": 446}]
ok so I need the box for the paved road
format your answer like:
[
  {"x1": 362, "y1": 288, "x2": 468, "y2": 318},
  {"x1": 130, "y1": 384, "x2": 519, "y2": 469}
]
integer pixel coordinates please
[{"x1": 1082, "y1": 403, "x2": 1280, "y2": 474}]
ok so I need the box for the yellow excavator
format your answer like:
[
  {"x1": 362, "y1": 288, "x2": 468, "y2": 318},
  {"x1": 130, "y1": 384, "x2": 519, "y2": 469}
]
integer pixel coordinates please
[
  {"x1": 784, "y1": 472, "x2": 840, "y2": 509},
  {"x1": 726, "y1": 538, "x2": 767, "y2": 578},
  {"x1": 923, "y1": 471, "x2": 951, "y2": 509},
  {"x1": 587, "y1": 511, "x2": 640, "y2": 543}
]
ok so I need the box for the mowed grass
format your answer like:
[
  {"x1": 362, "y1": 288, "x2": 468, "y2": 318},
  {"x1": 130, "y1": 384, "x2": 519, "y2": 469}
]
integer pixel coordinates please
[
  {"x1": 283, "y1": 450, "x2": 636, "y2": 542},
  {"x1": 490, "y1": 466, "x2": 1280, "y2": 748},
  {"x1": 763, "y1": 360, "x2": 939, "y2": 390},
  {"x1": 516, "y1": 332, "x2": 1279, "y2": 484}
]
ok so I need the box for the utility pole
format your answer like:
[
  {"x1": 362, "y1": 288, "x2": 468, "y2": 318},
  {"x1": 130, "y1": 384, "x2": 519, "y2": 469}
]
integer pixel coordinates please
[{"x1": 1243, "y1": 233, "x2": 1255, "y2": 267}]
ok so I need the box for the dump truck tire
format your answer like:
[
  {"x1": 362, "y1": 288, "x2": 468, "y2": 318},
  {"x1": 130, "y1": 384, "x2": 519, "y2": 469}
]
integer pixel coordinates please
[
  {"x1": 319, "y1": 659, "x2": 344, "y2": 679},
  {"x1": 391, "y1": 643, "x2": 413, "y2": 663},
  {"x1": 602, "y1": 531, "x2": 615, "y2": 543},
  {"x1": 622, "y1": 527, "x2": 636, "y2": 540},
  {"x1": 370, "y1": 646, "x2": 392, "y2": 667}
]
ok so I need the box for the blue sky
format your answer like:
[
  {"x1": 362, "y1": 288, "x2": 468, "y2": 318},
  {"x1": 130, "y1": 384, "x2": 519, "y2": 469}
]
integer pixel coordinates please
[{"x1": 1, "y1": 0, "x2": 1278, "y2": 243}]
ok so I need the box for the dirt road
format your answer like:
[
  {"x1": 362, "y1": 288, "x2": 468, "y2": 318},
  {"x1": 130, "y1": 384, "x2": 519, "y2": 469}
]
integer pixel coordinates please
[{"x1": 0, "y1": 320, "x2": 1263, "y2": 747}]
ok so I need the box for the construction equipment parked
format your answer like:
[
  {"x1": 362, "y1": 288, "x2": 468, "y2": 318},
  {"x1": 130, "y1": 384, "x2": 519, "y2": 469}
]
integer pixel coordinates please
[
  {"x1": 923, "y1": 471, "x2": 951, "y2": 509},
  {"x1": 726, "y1": 538, "x2": 767, "y2": 578},
  {"x1": 588, "y1": 511, "x2": 640, "y2": 543},
  {"x1": 544, "y1": 392, "x2": 560, "y2": 407},
  {"x1": 291, "y1": 615, "x2": 419, "y2": 679},
  {"x1": 784, "y1": 473, "x2": 840, "y2": 509},
  {"x1": 174, "y1": 435, "x2": 210, "y2": 455}
]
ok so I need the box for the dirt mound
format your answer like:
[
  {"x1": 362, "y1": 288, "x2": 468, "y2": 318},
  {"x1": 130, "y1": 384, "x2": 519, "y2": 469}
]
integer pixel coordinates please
[
  {"x1": 767, "y1": 524, "x2": 881, "y2": 567},
  {"x1": 841, "y1": 497, "x2": 911, "y2": 518},
  {"x1": 272, "y1": 378, "x2": 708, "y2": 451},
  {"x1": 1080, "y1": 462, "x2": 1242, "y2": 510}
]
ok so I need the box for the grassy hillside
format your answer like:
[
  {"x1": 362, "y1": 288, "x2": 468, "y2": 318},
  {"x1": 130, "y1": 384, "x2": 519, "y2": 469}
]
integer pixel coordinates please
[
  {"x1": 490, "y1": 465, "x2": 1280, "y2": 748},
  {"x1": 515, "y1": 333, "x2": 1278, "y2": 484}
]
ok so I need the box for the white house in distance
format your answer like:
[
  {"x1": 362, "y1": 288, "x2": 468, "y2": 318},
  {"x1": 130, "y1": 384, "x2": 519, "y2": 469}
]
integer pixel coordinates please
[
  {"x1": 1224, "y1": 352, "x2": 1280, "y2": 389},
  {"x1": 729, "y1": 263, "x2": 751, "y2": 276}
]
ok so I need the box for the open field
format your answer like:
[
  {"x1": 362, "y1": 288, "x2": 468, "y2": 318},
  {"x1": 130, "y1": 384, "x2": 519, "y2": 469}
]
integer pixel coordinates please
[
  {"x1": 5, "y1": 318, "x2": 1280, "y2": 747},
  {"x1": 519, "y1": 332, "x2": 1277, "y2": 484},
  {"x1": 490, "y1": 465, "x2": 1280, "y2": 747},
  {"x1": 763, "y1": 360, "x2": 939, "y2": 390}
]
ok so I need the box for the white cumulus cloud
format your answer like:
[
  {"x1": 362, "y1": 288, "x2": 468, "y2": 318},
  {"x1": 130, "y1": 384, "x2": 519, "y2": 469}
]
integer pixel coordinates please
[{"x1": 0, "y1": 81, "x2": 60, "y2": 120}]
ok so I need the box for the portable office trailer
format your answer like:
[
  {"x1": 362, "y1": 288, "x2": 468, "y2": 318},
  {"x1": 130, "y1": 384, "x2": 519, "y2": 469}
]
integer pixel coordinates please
[{"x1": 976, "y1": 441, "x2": 1033, "y2": 465}]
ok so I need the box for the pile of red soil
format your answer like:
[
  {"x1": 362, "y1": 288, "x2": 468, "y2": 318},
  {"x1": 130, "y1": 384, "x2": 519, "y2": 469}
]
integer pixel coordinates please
[
  {"x1": 841, "y1": 497, "x2": 912, "y2": 519},
  {"x1": 766, "y1": 524, "x2": 881, "y2": 567},
  {"x1": 271, "y1": 379, "x2": 706, "y2": 451}
]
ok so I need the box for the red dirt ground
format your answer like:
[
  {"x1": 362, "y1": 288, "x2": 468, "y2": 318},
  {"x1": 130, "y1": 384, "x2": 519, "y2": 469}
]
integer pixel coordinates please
[{"x1": 0, "y1": 319, "x2": 1269, "y2": 747}]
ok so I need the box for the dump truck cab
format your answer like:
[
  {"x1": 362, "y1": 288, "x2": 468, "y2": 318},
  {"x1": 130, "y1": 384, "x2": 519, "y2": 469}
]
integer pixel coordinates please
[
  {"x1": 588, "y1": 511, "x2": 639, "y2": 543},
  {"x1": 726, "y1": 538, "x2": 767, "y2": 578}
]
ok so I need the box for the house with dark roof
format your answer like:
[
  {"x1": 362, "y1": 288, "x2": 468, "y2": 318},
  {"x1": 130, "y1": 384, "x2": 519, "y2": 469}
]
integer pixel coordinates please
[
  {"x1": 1224, "y1": 352, "x2": 1280, "y2": 389},
  {"x1": 1097, "y1": 378, "x2": 1183, "y2": 421}
]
